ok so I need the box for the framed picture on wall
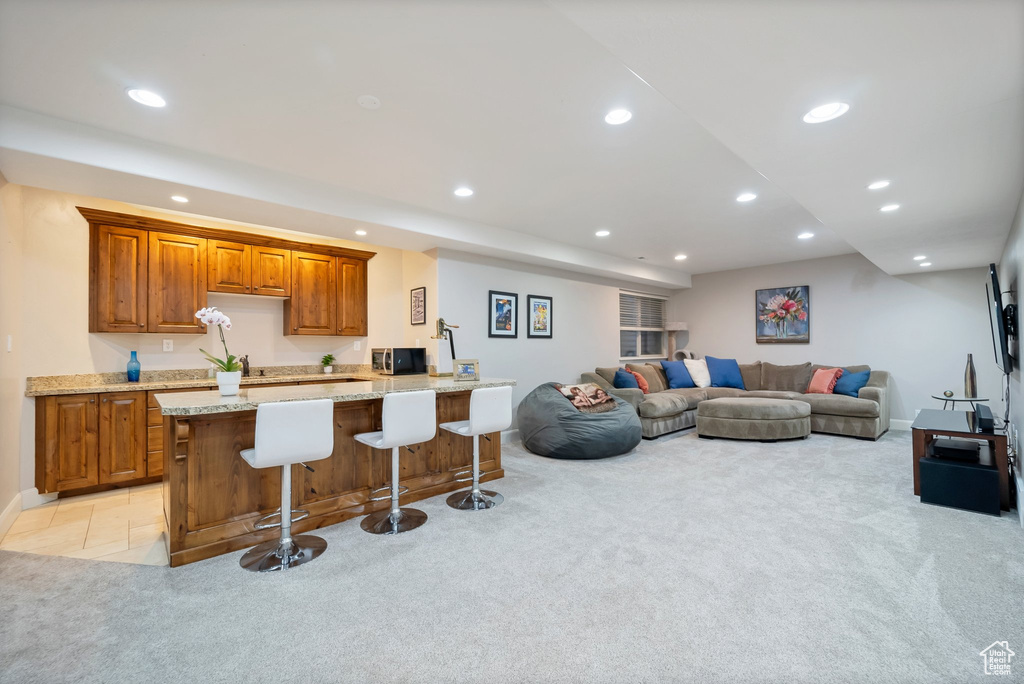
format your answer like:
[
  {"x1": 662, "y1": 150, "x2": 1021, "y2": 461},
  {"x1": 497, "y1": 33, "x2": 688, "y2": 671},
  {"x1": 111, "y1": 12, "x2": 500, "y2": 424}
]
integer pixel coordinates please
[
  {"x1": 410, "y1": 287, "x2": 426, "y2": 326},
  {"x1": 527, "y1": 295, "x2": 552, "y2": 338},
  {"x1": 755, "y1": 285, "x2": 809, "y2": 343},
  {"x1": 488, "y1": 290, "x2": 518, "y2": 338}
]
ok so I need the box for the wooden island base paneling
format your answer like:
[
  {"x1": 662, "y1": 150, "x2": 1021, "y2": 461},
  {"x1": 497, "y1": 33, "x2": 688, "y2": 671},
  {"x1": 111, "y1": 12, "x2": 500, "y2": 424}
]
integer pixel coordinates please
[{"x1": 162, "y1": 390, "x2": 502, "y2": 567}]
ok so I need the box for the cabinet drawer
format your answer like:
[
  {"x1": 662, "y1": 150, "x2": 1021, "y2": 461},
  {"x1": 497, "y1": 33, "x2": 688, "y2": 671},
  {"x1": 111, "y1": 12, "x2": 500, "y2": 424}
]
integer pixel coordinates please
[{"x1": 147, "y1": 424, "x2": 163, "y2": 452}]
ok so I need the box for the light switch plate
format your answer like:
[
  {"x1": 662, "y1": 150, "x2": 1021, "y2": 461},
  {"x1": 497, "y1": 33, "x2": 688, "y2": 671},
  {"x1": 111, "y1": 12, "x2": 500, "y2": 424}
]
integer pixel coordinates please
[
  {"x1": 353, "y1": 341, "x2": 361, "y2": 351},
  {"x1": 163, "y1": 339, "x2": 173, "y2": 352}
]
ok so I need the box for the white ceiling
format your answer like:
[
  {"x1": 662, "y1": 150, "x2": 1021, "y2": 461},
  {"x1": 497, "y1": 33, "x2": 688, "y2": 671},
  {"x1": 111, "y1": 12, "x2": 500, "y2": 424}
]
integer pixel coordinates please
[{"x1": 0, "y1": 0, "x2": 1021, "y2": 286}]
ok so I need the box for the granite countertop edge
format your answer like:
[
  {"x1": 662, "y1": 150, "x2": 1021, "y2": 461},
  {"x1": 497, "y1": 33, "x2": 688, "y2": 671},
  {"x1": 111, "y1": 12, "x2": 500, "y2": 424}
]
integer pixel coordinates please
[
  {"x1": 156, "y1": 378, "x2": 518, "y2": 416},
  {"x1": 24, "y1": 372, "x2": 388, "y2": 397}
]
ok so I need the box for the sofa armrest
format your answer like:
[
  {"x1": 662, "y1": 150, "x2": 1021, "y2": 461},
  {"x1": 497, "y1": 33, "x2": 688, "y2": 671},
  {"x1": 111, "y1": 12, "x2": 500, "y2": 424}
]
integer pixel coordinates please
[
  {"x1": 859, "y1": 370, "x2": 891, "y2": 435},
  {"x1": 581, "y1": 372, "x2": 643, "y2": 411}
]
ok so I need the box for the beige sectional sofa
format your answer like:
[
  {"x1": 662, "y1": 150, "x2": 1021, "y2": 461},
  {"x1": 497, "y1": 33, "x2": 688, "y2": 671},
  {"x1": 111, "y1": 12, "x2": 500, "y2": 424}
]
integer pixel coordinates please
[{"x1": 581, "y1": 361, "x2": 890, "y2": 440}]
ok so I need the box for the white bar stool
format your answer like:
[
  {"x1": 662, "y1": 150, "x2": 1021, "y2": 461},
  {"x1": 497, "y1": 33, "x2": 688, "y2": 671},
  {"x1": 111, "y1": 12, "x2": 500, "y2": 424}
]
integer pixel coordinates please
[
  {"x1": 238, "y1": 399, "x2": 335, "y2": 572},
  {"x1": 355, "y1": 389, "x2": 437, "y2": 535},
  {"x1": 441, "y1": 385, "x2": 512, "y2": 510}
]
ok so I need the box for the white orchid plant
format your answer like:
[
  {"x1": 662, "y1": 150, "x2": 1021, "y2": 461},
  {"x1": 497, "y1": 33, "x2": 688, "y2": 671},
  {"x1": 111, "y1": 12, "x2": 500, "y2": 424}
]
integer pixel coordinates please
[{"x1": 195, "y1": 307, "x2": 242, "y2": 373}]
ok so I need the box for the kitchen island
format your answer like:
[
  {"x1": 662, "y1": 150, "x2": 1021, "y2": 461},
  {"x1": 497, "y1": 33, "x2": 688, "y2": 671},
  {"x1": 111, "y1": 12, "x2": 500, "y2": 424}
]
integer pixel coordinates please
[{"x1": 156, "y1": 376, "x2": 516, "y2": 566}]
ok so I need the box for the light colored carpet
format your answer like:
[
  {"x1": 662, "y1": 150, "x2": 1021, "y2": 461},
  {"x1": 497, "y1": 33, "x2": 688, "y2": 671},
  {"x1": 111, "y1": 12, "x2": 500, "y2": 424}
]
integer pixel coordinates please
[{"x1": 1, "y1": 430, "x2": 1021, "y2": 684}]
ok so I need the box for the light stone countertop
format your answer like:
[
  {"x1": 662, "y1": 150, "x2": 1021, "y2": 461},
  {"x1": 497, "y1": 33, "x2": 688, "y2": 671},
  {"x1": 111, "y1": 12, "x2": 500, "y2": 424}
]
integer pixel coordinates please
[{"x1": 155, "y1": 377, "x2": 517, "y2": 416}]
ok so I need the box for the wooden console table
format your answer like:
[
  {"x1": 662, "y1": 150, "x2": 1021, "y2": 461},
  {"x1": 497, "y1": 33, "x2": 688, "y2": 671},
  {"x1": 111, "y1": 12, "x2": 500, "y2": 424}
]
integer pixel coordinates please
[{"x1": 911, "y1": 409, "x2": 1010, "y2": 511}]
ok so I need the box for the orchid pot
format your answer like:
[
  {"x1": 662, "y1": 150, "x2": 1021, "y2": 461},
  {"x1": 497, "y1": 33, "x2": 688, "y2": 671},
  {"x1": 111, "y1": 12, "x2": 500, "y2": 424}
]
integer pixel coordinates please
[{"x1": 217, "y1": 371, "x2": 242, "y2": 396}]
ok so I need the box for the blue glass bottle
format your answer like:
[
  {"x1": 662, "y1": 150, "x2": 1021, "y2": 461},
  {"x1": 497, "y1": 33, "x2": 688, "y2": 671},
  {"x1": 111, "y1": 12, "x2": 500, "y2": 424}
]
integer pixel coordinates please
[{"x1": 127, "y1": 351, "x2": 141, "y2": 383}]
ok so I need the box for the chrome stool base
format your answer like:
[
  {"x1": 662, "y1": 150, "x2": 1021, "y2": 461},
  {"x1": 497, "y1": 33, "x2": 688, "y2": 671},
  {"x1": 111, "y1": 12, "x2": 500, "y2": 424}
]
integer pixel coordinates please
[
  {"x1": 360, "y1": 508, "x2": 427, "y2": 535},
  {"x1": 239, "y1": 534, "x2": 327, "y2": 572},
  {"x1": 446, "y1": 489, "x2": 503, "y2": 511}
]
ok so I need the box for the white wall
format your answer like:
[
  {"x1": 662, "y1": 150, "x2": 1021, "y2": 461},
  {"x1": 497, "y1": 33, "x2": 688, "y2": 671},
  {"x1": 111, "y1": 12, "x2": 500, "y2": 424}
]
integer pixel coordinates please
[
  {"x1": 996, "y1": 185, "x2": 1024, "y2": 527},
  {"x1": 0, "y1": 178, "x2": 25, "y2": 531},
  {"x1": 3, "y1": 185, "x2": 426, "y2": 497},
  {"x1": 666, "y1": 253, "x2": 1000, "y2": 423},
  {"x1": 436, "y1": 249, "x2": 670, "y2": 423}
]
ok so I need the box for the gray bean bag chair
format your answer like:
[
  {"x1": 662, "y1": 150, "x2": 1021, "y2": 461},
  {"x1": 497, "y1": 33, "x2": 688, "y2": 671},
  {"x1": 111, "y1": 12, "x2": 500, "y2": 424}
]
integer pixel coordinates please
[{"x1": 518, "y1": 383, "x2": 642, "y2": 459}]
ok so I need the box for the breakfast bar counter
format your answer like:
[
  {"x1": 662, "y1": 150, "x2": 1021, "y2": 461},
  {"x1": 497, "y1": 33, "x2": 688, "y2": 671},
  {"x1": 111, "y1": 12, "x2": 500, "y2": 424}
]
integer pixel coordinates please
[{"x1": 155, "y1": 377, "x2": 516, "y2": 566}]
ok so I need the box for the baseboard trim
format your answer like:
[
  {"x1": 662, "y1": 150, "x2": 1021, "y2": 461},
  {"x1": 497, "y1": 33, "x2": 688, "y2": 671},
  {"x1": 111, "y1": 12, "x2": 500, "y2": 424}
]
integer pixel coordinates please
[
  {"x1": 20, "y1": 487, "x2": 57, "y2": 510},
  {"x1": 890, "y1": 419, "x2": 912, "y2": 431},
  {"x1": 501, "y1": 428, "x2": 520, "y2": 444},
  {"x1": 0, "y1": 492, "x2": 22, "y2": 537}
]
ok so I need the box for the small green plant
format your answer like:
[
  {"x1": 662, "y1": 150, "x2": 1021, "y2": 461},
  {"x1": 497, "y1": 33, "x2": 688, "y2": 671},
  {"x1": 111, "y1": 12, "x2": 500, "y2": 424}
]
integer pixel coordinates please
[{"x1": 321, "y1": 354, "x2": 336, "y2": 366}]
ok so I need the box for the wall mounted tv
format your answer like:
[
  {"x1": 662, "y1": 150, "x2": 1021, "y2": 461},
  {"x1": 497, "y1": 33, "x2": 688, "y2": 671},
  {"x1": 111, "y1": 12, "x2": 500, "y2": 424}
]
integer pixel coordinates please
[{"x1": 986, "y1": 263, "x2": 1015, "y2": 374}]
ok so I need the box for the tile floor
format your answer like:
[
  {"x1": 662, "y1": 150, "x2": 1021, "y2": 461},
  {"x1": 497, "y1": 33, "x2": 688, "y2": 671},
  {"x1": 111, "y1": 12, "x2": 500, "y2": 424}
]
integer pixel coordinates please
[{"x1": 0, "y1": 484, "x2": 167, "y2": 565}]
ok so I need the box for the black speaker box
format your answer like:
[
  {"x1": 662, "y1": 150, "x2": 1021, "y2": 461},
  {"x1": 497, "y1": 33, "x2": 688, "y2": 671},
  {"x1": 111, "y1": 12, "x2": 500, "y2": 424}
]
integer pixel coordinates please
[{"x1": 919, "y1": 457, "x2": 1000, "y2": 516}]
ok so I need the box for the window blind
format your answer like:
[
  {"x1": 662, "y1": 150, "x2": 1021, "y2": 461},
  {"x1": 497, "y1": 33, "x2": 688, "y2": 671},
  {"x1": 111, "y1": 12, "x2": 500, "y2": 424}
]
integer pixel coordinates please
[{"x1": 619, "y1": 292, "x2": 666, "y2": 329}]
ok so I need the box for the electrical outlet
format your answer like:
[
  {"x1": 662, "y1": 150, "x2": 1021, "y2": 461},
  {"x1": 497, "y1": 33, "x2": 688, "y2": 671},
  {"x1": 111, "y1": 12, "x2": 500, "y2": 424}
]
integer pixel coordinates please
[
  {"x1": 5, "y1": 335, "x2": 10, "y2": 353},
  {"x1": 354, "y1": 341, "x2": 361, "y2": 351},
  {"x1": 415, "y1": 338, "x2": 420, "y2": 347},
  {"x1": 163, "y1": 339, "x2": 173, "y2": 352}
]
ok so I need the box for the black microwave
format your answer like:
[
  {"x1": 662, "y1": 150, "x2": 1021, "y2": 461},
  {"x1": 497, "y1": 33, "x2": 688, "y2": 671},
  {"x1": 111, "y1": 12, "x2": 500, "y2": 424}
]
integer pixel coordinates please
[{"x1": 371, "y1": 347, "x2": 427, "y2": 375}]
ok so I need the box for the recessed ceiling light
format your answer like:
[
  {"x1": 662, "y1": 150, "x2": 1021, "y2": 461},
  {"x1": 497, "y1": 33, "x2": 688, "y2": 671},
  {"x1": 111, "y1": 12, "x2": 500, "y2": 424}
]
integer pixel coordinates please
[
  {"x1": 802, "y1": 102, "x2": 849, "y2": 123},
  {"x1": 867, "y1": 180, "x2": 890, "y2": 190},
  {"x1": 797, "y1": 232, "x2": 814, "y2": 239},
  {"x1": 355, "y1": 229, "x2": 367, "y2": 236},
  {"x1": 454, "y1": 187, "x2": 474, "y2": 197},
  {"x1": 880, "y1": 204, "x2": 900, "y2": 212},
  {"x1": 126, "y1": 88, "x2": 166, "y2": 108},
  {"x1": 356, "y1": 95, "x2": 381, "y2": 110},
  {"x1": 736, "y1": 192, "x2": 757, "y2": 202},
  {"x1": 920, "y1": 262, "x2": 932, "y2": 267},
  {"x1": 170, "y1": 195, "x2": 188, "y2": 203},
  {"x1": 913, "y1": 255, "x2": 927, "y2": 261},
  {"x1": 674, "y1": 254, "x2": 687, "y2": 261},
  {"x1": 595, "y1": 230, "x2": 610, "y2": 237},
  {"x1": 604, "y1": 109, "x2": 632, "y2": 125}
]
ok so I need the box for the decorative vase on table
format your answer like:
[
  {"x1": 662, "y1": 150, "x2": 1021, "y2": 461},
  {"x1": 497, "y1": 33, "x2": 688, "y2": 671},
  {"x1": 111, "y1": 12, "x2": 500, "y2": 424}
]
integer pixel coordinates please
[
  {"x1": 964, "y1": 353, "x2": 978, "y2": 399},
  {"x1": 126, "y1": 351, "x2": 141, "y2": 383}
]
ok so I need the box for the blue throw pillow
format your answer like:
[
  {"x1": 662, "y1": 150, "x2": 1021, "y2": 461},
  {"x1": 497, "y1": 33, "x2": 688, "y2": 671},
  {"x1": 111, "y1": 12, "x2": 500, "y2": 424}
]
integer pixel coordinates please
[
  {"x1": 705, "y1": 356, "x2": 745, "y2": 389},
  {"x1": 613, "y1": 368, "x2": 639, "y2": 389},
  {"x1": 660, "y1": 360, "x2": 696, "y2": 389},
  {"x1": 834, "y1": 369, "x2": 871, "y2": 397}
]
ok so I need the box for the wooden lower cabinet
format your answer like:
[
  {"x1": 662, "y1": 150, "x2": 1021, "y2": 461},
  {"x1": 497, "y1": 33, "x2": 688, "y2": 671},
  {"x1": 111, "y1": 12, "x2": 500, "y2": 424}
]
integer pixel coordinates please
[{"x1": 98, "y1": 391, "x2": 147, "y2": 484}]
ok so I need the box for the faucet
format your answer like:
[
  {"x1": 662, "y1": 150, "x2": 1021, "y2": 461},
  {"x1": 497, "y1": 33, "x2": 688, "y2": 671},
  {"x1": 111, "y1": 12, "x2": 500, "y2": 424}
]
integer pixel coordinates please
[{"x1": 240, "y1": 355, "x2": 250, "y2": 377}]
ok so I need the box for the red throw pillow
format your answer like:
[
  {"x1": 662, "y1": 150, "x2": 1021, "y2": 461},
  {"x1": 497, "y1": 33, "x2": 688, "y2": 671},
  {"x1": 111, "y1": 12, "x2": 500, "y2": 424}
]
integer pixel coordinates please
[
  {"x1": 627, "y1": 368, "x2": 649, "y2": 394},
  {"x1": 806, "y1": 368, "x2": 843, "y2": 394}
]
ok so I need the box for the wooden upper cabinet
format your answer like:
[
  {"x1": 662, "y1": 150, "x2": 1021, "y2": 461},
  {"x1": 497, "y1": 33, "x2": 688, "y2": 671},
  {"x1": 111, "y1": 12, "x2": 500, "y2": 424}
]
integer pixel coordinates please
[
  {"x1": 148, "y1": 232, "x2": 208, "y2": 334},
  {"x1": 90, "y1": 225, "x2": 148, "y2": 332},
  {"x1": 337, "y1": 257, "x2": 368, "y2": 336},
  {"x1": 252, "y1": 246, "x2": 291, "y2": 297},
  {"x1": 98, "y1": 391, "x2": 147, "y2": 484},
  {"x1": 36, "y1": 394, "x2": 100, "y2": 493},
  {"x1": 208, "y1": 240, "x2": 251, "y2": 294},
  {"x1": 286, "y1": 251, "x2": 336, "y2": 335}
]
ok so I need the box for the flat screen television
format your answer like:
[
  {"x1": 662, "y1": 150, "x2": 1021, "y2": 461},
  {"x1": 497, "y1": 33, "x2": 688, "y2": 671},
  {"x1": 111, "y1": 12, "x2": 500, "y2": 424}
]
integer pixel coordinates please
[{"x1": 986, "y1": 263, "x2": 1013, "y2": 374}]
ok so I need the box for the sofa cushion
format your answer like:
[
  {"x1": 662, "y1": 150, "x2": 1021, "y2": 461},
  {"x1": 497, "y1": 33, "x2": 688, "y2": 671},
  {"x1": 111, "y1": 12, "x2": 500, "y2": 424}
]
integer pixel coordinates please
[
  {"x1": 745, "y1": 390, "x2": 803, "y2": 400},
  {"x1": 661, "y1": 388, "x2": 706, "y2": 410},
  {"x1": 613, "y1": 369, "x2": 639, "y2": 389},
  {"x1": 660, "y1": 360, "x2": 696, "y2": 389},
  {"x1": 595, "y1": 367, "x2": 619, "y2": 385},
  {"x1": 627, "y1": 363, "x2": 667, "y2": 393},
  {"x1": 799, "y1": 393, "x2": 879, "y2": 418},
  {"x1": 627, "y1": 369, "x2": 649, "y2": 393},
  {"x1": 834, "y1": 369, "x2": 871, "y2": 397},
  {"x1": 806, "y1": 367, "x2": 843, "y2": 394},
  {"x1": 738, "y1": 362, "x2": 762, "y2": 391},
  {"x1": 706, "y1": 356, "x2": 745, "y2": 389},
  {"x1": 683, "y1": 359, "x2": 711, "y2": 388},
  {"x1": 703, "y1": 387, "x2": 745, "y2": 399},
  {"x1": 699, "y1": 397, "x2": 810, "y2": 420},
  {"x1": 639, "y1": 391, "x2": 700, "y2": 418},
  {"x1": 761, "y1": 362, "x2": 813, "y2": 392},
  {"x1": 813, "y1": 364, "x2": 870, "y2": 375}
]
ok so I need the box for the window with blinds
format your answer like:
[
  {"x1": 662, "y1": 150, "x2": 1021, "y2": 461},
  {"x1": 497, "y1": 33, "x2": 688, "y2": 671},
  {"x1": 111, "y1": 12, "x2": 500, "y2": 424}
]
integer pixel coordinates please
[{"x1": 619, "y1": 291, "x2": 666, "y2": 359}]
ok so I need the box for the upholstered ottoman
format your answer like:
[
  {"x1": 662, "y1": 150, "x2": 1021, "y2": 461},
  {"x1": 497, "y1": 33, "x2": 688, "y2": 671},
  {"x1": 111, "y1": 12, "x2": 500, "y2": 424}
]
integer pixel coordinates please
[{"x1": 697, "y1": 398, "x2": 810, "y2": 441}]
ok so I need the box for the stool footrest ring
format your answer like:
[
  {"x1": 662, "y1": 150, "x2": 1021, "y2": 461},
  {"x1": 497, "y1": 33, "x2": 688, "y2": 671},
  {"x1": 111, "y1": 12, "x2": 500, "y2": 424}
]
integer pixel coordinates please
[
  {"x1": 254, "y1": 508, "x2": 310, "y2": 531},
  {"x1": 453, "y1": 469, "x2": 474, "y2": 483},
  {"x1": 368, "y1": 483, "x2": 409, "y2": 503}
]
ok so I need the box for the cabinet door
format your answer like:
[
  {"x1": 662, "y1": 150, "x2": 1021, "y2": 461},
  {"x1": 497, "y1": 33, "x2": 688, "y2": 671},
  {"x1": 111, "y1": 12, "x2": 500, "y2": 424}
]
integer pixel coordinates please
[
  {"x1": 99, "y1": 391, "x2": 147, "y2": 484},
  {"x1": 90, "y1": 225, "x2": 148, "y2": 332},
  {"x1": 337, "y1": 257, "x2": 368, "y2": 336},
  {"x1": 252, "y1": 246, "x2": 291, "y2": 297},
  {"x1": 148, "y1": 232, "x2": 208, "y2": 334},
  {"x1": 38, "y1": 394, "x2": 100, "y2": 492},
  {"x1": 208, "y1": 240, "x2": 251, "y2": 294},
  {"x1": 286, "y1": 251, "x2": 336, "y2": 335}
]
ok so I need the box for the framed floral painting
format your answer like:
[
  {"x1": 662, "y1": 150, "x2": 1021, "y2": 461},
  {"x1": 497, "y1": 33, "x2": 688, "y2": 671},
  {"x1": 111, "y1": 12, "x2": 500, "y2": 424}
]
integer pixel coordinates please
[{"x1": 756, "y1": 286, "x2": 809, "y2": 343}]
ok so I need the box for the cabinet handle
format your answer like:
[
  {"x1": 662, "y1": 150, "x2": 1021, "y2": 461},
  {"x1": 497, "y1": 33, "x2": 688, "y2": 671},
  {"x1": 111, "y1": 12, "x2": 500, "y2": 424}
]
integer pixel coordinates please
[
  {"x1": 139, "y1": 323, "x2": 145, "y2": 327},
  {"x1": 293, "y1": 327, "x2": 298, "y2": 331},
  {"x1": 89, "y1": 399, "x2": 95, "y2": 403}
]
